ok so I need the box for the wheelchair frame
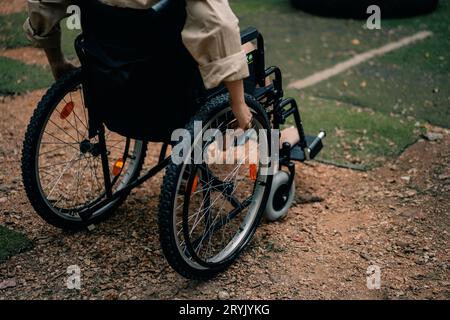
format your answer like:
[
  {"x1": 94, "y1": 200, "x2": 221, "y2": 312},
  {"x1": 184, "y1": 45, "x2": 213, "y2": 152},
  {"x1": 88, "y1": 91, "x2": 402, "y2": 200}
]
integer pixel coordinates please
[{"x1": 77, "y1": 27, "x2": 325, "y2": 222}]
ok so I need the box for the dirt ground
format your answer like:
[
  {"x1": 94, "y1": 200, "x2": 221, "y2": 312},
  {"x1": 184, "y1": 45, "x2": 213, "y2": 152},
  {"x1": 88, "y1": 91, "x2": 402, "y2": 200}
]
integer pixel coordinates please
[
  {"x1": 0, "y1": 47, "x2": 48, "y2": 66},
  {"x1": 0, "y1": 86, "x2": 448, "y2": 300},
  {"x1": 0, "y1": 0, "x2": 26, "y2": 15}
]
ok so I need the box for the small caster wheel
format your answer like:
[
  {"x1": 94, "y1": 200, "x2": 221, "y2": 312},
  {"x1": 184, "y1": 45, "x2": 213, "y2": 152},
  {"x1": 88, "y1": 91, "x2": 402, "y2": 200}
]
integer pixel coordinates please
[{"x1": 264, "y1": 171, "x2": 295, "y2": 221}]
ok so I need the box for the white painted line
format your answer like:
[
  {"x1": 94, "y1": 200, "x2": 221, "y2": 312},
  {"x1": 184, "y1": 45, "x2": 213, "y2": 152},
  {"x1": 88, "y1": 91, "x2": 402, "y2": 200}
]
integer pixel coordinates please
[{"x1": 288, "y1": 31, "x2": 433, "y2": 90}]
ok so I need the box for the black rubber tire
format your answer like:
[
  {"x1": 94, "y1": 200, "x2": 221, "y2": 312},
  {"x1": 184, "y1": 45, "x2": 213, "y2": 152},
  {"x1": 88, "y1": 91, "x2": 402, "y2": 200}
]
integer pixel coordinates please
[
  {"x1": 21, "y1": 68, "x2": 147, "y2": 231},
  {"x1": 158, "y1": 93, "x2": 273, "y2": 280},
  {"x1": 264, "y1": 171, "x2": 295, "y2": 222},
  {"x1": 290, "y1": 0, "x2": 439, "y2": 19}
]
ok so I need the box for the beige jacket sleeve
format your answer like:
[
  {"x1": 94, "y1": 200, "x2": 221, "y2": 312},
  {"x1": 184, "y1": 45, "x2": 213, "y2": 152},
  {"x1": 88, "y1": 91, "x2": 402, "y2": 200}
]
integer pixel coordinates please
[
  {"x1": 182, "y1": 0, "x2": 249, "y2": 89},
  {"x1": 23, "y1": 0, "x2": 73, "y2": 48},
  {"x1": 23, "y1": 0, "x2": 249, "y2": 88}
]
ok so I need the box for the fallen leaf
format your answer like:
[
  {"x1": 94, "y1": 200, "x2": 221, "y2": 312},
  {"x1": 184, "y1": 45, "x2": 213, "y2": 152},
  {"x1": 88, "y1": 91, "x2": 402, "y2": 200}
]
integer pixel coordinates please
[
  {"x1": 0, "y1": 279, "x2": 17, "y2": 290},
  {"x1": 421, "y1": 132, "x2": 443, "y2": 141},
  {"x1": 291, "y1": 235, "x2": 304, "y2": 243},
  {"x1": 401, "y1": 176, "x2": 411, "y2": 183}
]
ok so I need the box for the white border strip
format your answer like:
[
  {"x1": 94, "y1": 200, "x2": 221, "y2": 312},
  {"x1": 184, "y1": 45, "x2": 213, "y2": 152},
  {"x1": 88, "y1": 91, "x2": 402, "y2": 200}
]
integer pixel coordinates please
[{"x1": 288, "y1": 31, "x2": 433, "y2": 90}]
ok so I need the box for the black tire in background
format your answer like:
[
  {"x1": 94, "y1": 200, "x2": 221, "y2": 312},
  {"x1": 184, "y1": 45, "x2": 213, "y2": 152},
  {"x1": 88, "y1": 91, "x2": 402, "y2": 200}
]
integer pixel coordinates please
[{"x1": 290, "y1": 0, "x2": 439, "y2": 19}]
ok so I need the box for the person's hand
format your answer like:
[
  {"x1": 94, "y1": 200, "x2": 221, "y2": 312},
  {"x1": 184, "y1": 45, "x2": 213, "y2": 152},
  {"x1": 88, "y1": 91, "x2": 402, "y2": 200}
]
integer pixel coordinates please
[
  {"x1": 231, "y1": 101, "x2": 253, "y2": 130},
  {"x1": 50, "y1": 59, "x2": 77, "y2": 80},
  {"x1": 224, "y1": 79, "x2": 253, "y2": 130}
]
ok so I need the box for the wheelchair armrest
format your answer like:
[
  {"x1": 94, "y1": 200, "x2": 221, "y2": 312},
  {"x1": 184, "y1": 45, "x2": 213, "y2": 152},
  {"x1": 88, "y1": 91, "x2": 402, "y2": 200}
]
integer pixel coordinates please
[
  {"x1": 241, "y1": 27, "x2": 259, "y2": 44},
  {"x1": 241, "y1": 27, "x2": 266, "y2": 88}
]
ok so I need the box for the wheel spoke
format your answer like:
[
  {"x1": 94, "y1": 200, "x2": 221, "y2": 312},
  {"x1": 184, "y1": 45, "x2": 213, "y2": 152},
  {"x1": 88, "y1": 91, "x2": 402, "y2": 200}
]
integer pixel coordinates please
[
  {"x1": 174, "y1": 109, "x2": 266, "y2": 266},
  {"x1": 32, "y1": 79, "x2": 143, "y2": 220}
]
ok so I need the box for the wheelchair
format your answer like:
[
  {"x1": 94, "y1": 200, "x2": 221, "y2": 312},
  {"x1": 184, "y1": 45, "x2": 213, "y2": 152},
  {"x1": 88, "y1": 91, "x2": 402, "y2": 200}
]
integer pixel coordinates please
[{"x1": 21, "y1": 1, "x2": 325, "y2": 279}]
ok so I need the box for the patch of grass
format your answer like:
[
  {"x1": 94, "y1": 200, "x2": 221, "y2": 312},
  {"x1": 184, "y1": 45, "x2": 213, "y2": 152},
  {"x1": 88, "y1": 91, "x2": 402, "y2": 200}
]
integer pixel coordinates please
[
  {"x1": 0, "y1": 12, "x2": 80, "y2": 60},
  {"x1": 0, "y1": 225, "x2": 32, "y2": 262},
  {"x1": 234, "y1": 2, "x2": 423, "y2": 85},
  {"x1": 300, "y1": 1, "x2": 450, "y2": 128},
  {"x1": 233, "y1": 0, "x2": 449, "y2": 127},
  {"x1": 60, "y1": 19, "x2": 82, "y2": 61},
  {"x1": 301, "y1": 56, "x2": 449, "y2": 128},
  {"x1": 230, "y1": 0, "x2": 290, "y2": 13},
  {"x1": 287, "y1": 93, "x2": 421, "y2": 168},
  {"x1": 0, "y1": 12, "x2": 29, "y2": 49},
  {"x1": 0, "y1": 57, "x2": 52, "y2": 95},
  {"x1": 264, "y1": 240, "x2": 285, "y2": 253},
  {"x1": 0, "y1": 13, "x2": 80, "y2": 94},
  {"x1": 232, "y1": 0, "x2": 448, "y2": 167}
]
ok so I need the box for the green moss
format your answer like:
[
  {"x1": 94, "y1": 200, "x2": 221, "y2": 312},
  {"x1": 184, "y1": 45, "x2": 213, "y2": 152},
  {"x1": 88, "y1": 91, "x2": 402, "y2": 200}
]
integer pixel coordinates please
[
  {"x1": 230, "y1": 0, "x2": 290, "y2": 13},
  {"x1": 234, "y1": 0, "x2": 449, "y2": 129},
  {"x1": 288, "y1": 93, "x2": 421, "y2": 169},
  {"x1": 300, "y1": 1, "x2": 450, "y2": 128},
  {"x1": 0, "y1": 225, "x2": 32, "y2": 262},
  {"x1": 0, "y1": 12, "x2": 29, "y2": 49},
  {"x1": 0, "y1": 11, "x2": 81, "y2": 58},
  {"x1": 0, "y1": 57, "x2": 52, "y2": 95}
]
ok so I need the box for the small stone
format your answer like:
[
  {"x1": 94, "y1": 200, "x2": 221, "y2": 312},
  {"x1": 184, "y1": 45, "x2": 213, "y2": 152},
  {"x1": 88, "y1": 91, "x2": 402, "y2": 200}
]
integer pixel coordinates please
[
  {"x1": 422, "y1": 132, "x2": 443, "y2": 141},
  {"x1": 295, "y1": 194, "x2": 324, "y2": 204},
  {"x1": 0, "y1": 197, "x2": 7, "y2": 204},
  {"x1": 359, "y1": 252, "x2": 371, "y2": 261},
  {"x1": 0, "y1": 279, "x2": 16, "y2": 290},
  {"x1": 395, "y1": 240, "x2": 409, "y2": 248},
  {"x1": 0, "y1": 185, "x2": 13, "y2": 193},
  {"x1": 404, "y1": 190, "x2": 417, "y2": 197},
  {"x1": 218, "y1": 290, "x2": 230, "y2": 300},
  {"x1": 103, "y1": 289, "x2": 119, "y2": 300},
  {"x1": 389, "y1": 164, "x2": 399, "y2": 171},
  {"x1": 400, "y1": 176, "x2": 411, "y2": 183}
]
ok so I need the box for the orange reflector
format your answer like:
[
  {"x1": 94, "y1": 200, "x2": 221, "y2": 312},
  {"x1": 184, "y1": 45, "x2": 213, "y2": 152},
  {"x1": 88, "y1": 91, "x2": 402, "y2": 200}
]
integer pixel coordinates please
[
  {"x1": 60, "y1": 102, "x2": 75, "y2": 120},
  {"x1": 191, "y1": 175, "x2": 199, "y2": 193},
  {"x1": 112, "y1": 158, "x2": 124, "y2": 176},
  {"x1": 249, "y1": 164, "x2": 257, "y2": 181},
  {"x1": 185, "y1": 175, "x2": 199, "y2": 194}
]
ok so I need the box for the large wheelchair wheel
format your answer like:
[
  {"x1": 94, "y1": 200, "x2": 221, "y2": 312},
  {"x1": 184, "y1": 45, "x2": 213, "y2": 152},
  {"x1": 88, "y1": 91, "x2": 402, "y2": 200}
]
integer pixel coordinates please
[
  {"x1": 21, "y1": 69, "x2": 147, "y2": 230},
  {"x1": 158, "y1": 94, "x2": 273, "y2": 279}
]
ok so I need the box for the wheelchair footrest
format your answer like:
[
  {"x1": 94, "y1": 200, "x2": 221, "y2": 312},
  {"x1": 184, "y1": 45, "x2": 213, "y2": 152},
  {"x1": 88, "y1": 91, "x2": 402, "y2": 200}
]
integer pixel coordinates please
[
  {"x1": 290, "y1": 144, "x2": 306, "y2": 162},
  {"x1": 290, "y1": 131, "x2": 326, "y2": 162}
]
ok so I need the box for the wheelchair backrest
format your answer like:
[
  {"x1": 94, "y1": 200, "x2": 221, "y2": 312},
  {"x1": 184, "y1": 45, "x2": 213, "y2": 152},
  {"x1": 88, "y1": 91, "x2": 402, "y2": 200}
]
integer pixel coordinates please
[{"x1": 74, "y1": 0, "x2": 266, "y2": 142}]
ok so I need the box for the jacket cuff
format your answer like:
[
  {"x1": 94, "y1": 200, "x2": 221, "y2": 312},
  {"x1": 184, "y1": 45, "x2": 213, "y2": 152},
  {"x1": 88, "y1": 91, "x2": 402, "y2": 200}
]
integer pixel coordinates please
[
  {"x1": 23, "y1": 18, "x2": 61, "y2": 48},
  {"x1": 199, "y1": 50, "x2": 250, "y2": 89}
]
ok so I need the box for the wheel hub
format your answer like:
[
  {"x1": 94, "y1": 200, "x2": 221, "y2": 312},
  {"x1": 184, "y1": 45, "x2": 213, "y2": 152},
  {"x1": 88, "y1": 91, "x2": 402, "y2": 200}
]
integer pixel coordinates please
[
  {"x1": 273, "y1": 184, "x2": 290, "y2": 211},
  {"x1": 79, "y1": 139, "x2": 100, "y2": 156}
]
